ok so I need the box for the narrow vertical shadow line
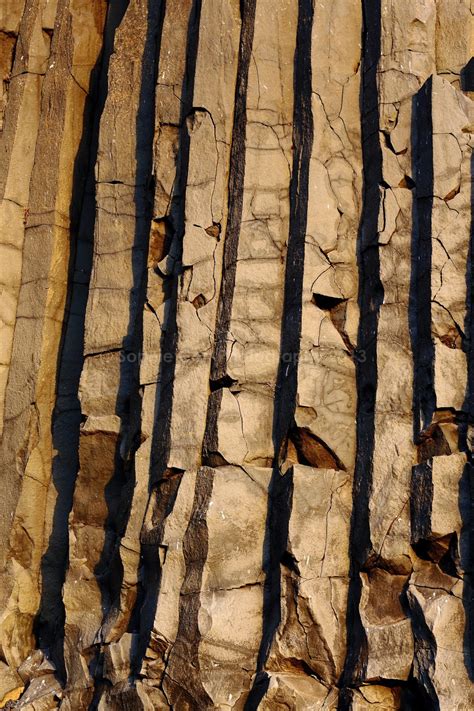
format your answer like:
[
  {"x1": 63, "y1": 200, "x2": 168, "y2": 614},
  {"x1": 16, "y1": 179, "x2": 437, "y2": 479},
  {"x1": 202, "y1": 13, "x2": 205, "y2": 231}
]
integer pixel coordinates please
[
  {"x1": 245, "y1": 0, "x2": 314, "y2": 708},
  {"x1": 127, "y1": 0, "x2": 204, "y2": 680},
  {"x1": 410, "y1": 78, "x2": 435, "y2": 444},
  {"x1": 410, "y1": 461, "x2": 434, "y2": 547},
  {"x1": 202, "y1": 0, "x2": 257, "y2": 463},
  {"x1": 408, "y1": 81, "x2": 435, "y2": 545},
  {"x1": 34, "y1": 0, "x2": 130, "y2": 683},
  {"x1": 208, "y1": 0, "x2": 257, "y2": 384},
  {"x1": 146, "y1": 0, "x2": 202, "y2": 487},
  {"x1": 406, "y1": 77, "x2": 440, "y2": 709},
  {"x1": 406, "y1": 591, "x2": 439, "y2": 709},
  {"x1": 460, "y1": 63, "x2": 474, "y2": 682},
  {"x1": 338, "y1": 1, "x2": 383, "y2": 708}
]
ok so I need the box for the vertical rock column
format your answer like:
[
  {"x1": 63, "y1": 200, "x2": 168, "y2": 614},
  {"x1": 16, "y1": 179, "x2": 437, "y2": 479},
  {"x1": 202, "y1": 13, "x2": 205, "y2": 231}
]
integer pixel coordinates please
[
  {"x1": 0, "y1": 0, "x2": 107, "y2": 676},
  {"x1": 62, "y1": 0, "x2": 161, "y2": 698},
  {"x1": 260, "y1": 0, "x2": 361, "y2": 707},
  {"x1": 0, "y1": 0, "x2": 40, "y2": 430},
  {"x1": 107, "y1": 0, "x2": 198, "y2": 650},
  {"x1": 204, "y1": 0, "x2": 296, "y2": 469},
  {"x1": 353, "y1": 0, "x2": 438, "y2": 692},
  {"x1": 407, "y1": 64, "x2": 474, "y2": 711}
]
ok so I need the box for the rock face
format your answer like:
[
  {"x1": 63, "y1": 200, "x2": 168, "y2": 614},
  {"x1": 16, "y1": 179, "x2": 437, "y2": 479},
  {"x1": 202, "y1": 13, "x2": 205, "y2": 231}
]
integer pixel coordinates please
[{"x1": 0, "y1": 0, "x2": 473, "y2": 708}]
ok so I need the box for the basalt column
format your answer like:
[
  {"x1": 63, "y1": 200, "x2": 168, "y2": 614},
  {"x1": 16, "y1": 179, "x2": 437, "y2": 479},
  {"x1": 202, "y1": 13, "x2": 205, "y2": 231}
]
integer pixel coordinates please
[{"x1": 0, "y1": 1, "x2": 472, "y2": 709}]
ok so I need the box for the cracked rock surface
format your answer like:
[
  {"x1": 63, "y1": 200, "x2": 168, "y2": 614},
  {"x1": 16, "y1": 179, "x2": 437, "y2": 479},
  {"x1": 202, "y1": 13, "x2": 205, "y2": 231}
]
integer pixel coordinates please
[{"x1": 0, "y1": 0, "x2": 473, "y2": 709}]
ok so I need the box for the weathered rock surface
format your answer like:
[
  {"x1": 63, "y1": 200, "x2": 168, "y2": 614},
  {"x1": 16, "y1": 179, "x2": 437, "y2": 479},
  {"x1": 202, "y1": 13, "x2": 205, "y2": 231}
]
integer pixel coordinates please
[{"x1": 0, "y1": 0, "x2": 473, "y2": 708}]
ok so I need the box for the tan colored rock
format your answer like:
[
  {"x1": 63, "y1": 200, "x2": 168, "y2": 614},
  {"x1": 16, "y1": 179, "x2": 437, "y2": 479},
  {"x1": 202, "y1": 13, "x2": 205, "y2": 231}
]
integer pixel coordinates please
[
  {"x1": 103, "y1": 633, "x2": 135, "y2": 685},
  {"x1": 12, "y1": 674, "x2": 62, "y2": 710},
  {"x1": 360, "y1": 570, "x2": 414, "y2": 681},
  {"x1": 436, "y1": 0, "x2": 472, "y2": 79},
  {"x1": 265, "y1": 465, "x2": 351, "y2": 686},
  {"x1": 408, "y1": 580, "x2": 474, "y2": 710},
  {"x1": 431, "y1": 453, "x2": 466, "y2": 538},
  {"x1": 17, "y1": 650, "x2": 55, "y2": 683},
  {"x1": 0, "y1": 662, "x2": 24, "y2": 707},
  {"x1": 0, "y1": 0, "x2": 108, "y2": 675},
  {"x1": 0, "y1": 0, "x2": 472, "y2": 708},
  {"x1": 352, "y1": 685, "x2": 402, "y2": 710},
  {"x1": 259, "y1": 673, "x2": 338, "y2": 710}
]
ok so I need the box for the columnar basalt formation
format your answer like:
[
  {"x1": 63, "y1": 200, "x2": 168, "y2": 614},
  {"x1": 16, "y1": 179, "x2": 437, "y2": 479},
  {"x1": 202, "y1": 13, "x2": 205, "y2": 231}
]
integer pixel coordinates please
[{"x1": 0, "y1": 1, "x2": 473, "y2": 709}]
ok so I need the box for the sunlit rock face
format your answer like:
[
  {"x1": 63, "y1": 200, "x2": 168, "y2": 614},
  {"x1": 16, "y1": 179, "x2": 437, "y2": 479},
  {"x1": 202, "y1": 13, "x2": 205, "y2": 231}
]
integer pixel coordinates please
[{"x1": 0, "y1": 0, "x2": 473, "y2": 708}]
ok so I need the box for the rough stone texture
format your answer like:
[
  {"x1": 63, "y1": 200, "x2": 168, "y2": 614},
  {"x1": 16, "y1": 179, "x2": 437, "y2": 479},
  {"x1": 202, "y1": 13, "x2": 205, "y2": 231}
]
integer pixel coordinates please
[{"x1": 0, "y1": 0, "x2": 472, "y2": 709}]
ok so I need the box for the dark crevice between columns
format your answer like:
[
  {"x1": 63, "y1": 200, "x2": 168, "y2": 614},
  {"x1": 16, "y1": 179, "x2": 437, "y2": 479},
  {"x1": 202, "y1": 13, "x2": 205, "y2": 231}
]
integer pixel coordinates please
[
  {"x1": 410, "y1": 458, "x2": 456, "y2": 576},
  {"x1": 245, "y1": 0, "x2": 314, "y2": 707},
  {"x1": 460, "y1": 63, "x2": 474, "y2": 683},
  {"x1": 161, "y1": 468, "x2": 215, "y2": 708},
  {"x1": 34, "y1": 0, "x2": 130, "y2": 684},
  {"x1": 338, "y1": 1, "x2": 384, "y2": 707},
  {"x1": 88, "y1": 0, "x2": 166, "y2": 704},
  {"x1": 406, "y1": 77, "x2": 440, "y2": 708},
  {"x1": 126, "y1": 0, "x2": 203, "y2": 682},
  {"x1": 405, "y1": 593, "x2": 440, "y2": 710},
  {"x1": 202, "y1": 0, "x2": 257, "y2": 466},
  {"x1": 410, "y1": 78, "x2": 436, "y2": 444},
  {"x1": 410, "y1": 461, "x2": 434, "y2": 548}
]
